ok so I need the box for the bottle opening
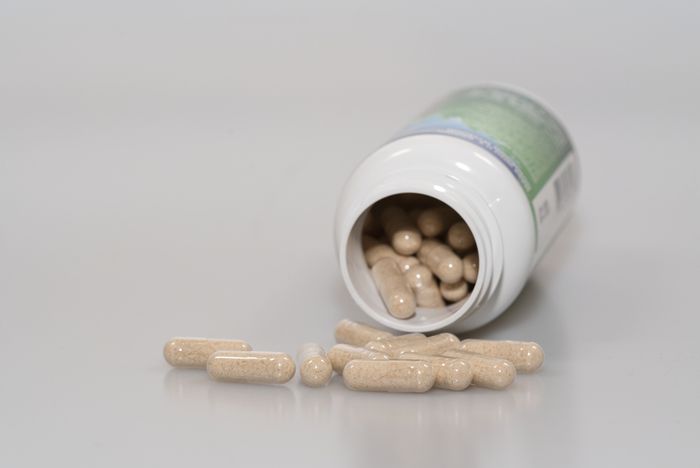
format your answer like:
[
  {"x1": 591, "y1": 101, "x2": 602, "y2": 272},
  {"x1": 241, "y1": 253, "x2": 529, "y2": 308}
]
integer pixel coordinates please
[{"x1": 344, "y1": 193, "x2": 483, "y2": 332}]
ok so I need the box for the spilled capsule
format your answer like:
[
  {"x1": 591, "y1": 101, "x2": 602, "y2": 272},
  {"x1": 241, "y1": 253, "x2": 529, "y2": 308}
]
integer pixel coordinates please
[
  {"x1": 458, "y1": 339, "x2": 544, "y2": 373},
  {"x1": 399, "y1": 353, "x2": 473, "y2": 391},
  {"x1": 334, "y1": 319, "x2": 394, "y2": 347},
  {"x1": 297, "y1": 343, "x2": 333, "y2": 387},
  {"x1": 364, "y1": 333, "x2": 427, "y2": 354},
  {"x1": 343, "y1": 359, "x2": 436, "y2": 393},
  {"x1": 442, "y1": 349, "x2": 516, "y2": 390},
  {"x1": 163, "y1": 337, "x2": 252, "y2": 368},
  {"x1": 385, "y1": 333, "x2": 461, "y2": 358},
  {"x1": 327, "y1": 344, "x2": 389, "y2": 374},
  {"x1": 207, "y1": 351, "x2": 296, "y2": 384}
]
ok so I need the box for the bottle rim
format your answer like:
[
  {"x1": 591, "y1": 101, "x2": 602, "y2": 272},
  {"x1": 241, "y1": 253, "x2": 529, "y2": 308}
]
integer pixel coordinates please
[{"x1": 338, "y1": 174, "x2": 503, "y2": 333}]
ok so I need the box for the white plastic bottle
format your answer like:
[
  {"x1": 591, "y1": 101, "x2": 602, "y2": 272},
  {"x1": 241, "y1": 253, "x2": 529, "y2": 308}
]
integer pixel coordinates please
[{"x1": 335, "y1": 85, "x2": 580, "y2": 333}]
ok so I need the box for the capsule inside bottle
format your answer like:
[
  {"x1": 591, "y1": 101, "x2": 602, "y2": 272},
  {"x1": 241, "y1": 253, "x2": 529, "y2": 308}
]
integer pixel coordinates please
[{"x1": 346, "y1": 193, "x2": 482, "y2": 330}]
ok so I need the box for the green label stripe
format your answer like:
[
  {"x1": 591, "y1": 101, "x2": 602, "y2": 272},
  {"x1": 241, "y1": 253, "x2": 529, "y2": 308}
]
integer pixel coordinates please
[{"x1": 400, "y1": 86, "x2": 572, "y2": 200}]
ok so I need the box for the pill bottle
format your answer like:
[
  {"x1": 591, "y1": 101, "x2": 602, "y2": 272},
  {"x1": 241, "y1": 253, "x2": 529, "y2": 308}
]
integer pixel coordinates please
[{"x1": 334, "y1": 85, "x2": 580, "y2": 333}]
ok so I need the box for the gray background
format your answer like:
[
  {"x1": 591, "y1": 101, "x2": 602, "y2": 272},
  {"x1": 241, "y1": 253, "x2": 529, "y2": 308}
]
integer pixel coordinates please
[{"x1": 1, "y1": 1, "x2": 698, "y2": 466}]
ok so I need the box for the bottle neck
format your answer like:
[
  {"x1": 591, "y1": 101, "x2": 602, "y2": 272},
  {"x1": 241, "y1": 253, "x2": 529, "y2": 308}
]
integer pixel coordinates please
[{"x1": 336, "y1": 165, "x2": 503, "y2": 333}]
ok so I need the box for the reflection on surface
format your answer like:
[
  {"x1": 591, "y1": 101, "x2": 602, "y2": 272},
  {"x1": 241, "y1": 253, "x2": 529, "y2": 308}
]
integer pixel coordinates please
[
  {"x1": 512, "y1": 375, "x2": 545, "y2": 411},
  {"x1": 161, "y1": 357, "x2": 573, "y2": 466},
  {"x1": 299, "y1": 379, "x2": 334, "y2": 425},
  {"x1": 207, "y1": 380, "x2": 296, "y2": 421},
  {"x1": 163, "y1": 368, "x2": 211, "y2": 401},
  {"x1": 164, "y1": 368, "x2": 296, "y2": 421},
  {"x1": 327, "y1": 372, "x2": 557, "y2": 467}
]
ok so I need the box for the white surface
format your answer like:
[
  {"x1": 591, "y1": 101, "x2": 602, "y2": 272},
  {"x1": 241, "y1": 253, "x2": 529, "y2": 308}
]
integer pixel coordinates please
[{"x1": 1, "y1": 1, "x2": 699, "y2": 466}]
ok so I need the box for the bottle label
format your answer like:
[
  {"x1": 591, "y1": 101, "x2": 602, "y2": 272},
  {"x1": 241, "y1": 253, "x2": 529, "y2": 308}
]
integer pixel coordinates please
[{"x1": 397, "y1": 85, "x2": 579, "y2": 253}]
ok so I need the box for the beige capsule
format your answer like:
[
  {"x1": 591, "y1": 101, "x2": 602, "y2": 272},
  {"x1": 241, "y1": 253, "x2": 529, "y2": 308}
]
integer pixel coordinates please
[
  {"x1": 398, "y1": 256, "x2": 420, "y2": 273},
  {"x1": 163, "y1": 337, "x2": 252, "y2": 368},
  {"x1": 442, "y1": 350, "x2": 516, "y2": 389},
  {"x1": 371, "y1": 258, "x2": 417, "y2": 319},
  {"x1": 404, "y1": 264, "x2": 444, "y2": 308},
  {"x1": 297, "y1": 343, "x2": 333, "y2": 387},
  {"x1": 363, "y1": 235, "x2": 419, "y2": 272},
  {"x1": 334, "y1": 319, "x2": 394, "y2": 346},
  {"x1": 343, "y1": 359, "x2": 436, "y2": 393},
  {"x1": 458, "y1": 339, "x2": 544, "y2": 373},
  {"x1": 418, "y1": 239, "x2": 463, "y2": 284},
  {"x1": 399, "y1": 353, "x2": 473, "y2": 390},
  {"x1": 440, "y1": 280, "x2": 469, "y2": 303},
  {"x1": 416, "y1": 206, "x2": 460, "y2": 237},
  {"x1": 364, "y1": 333, "x2": 427, "y2": 354},
  {"x1": 327, "y1": 344, "x2": 390, "y2": 374},
  {"x1": 463, "y1": 252, "x2": 479, "y2": 283},
  {"x1": 378, "y1": 205, "x2": 422, "y2": 255},
  {"x1": 447, "y1": 221, "x2": 476, "y2": 253},
  {"x1": 388, "y1": 333, "x2": 461, "y2": 358},
  {"x1": 207, "y1": 351, "x2": 296, "y2": 384}
]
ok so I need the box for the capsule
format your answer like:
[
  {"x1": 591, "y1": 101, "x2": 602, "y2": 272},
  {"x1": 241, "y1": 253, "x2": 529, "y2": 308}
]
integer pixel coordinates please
[
  {"x1": 404, "y1": 264, "x2": 444, "y2": 308},
  {"x1": 364, "y1": 333, "x2": 427, "y2": 354},
  {"x1": 207, "y1": 351, "x2": 296, "y2": 384},
  {"x1": 378, "y1": 205, "x2": 422, "y2": 255},
  {"x1": 343, "y1": 359, "x2": 436, "y2": 393},
  {"x1": 163, "y1": 337, "x2": 252, "y2": 368},
  {"x1": 334, "y1": 319, "x2": 394, "y2": 347},
  {"x1": 327, "y1": 344, "x2": 390, "y2": 374},
  {"x1": 371, "y1": 258, "x2": 416, "y2": 319},
  {"x1": 447, "y1": 221, "x2": 476, "y2": 253},
  {"x1": 440, "y1": 280, "x2": 469, "y2": 303},
  {"x1": 416, "y1": 206, "x2": 460, "y2": 237},
  {"x1": 388, "y1": 333, "x2": 460, "y2": 357},
  {"x1": 363, "y1": 235, "x2": 419, "y2": 272},
  {"x1": 458, "y1": 339, "x2": 544, "y2": 373},
  {"x1": 418, "y1": 239, "x2": 463, "y2": 284},
  {"x1": 442, "y1": 350, "x2": 516, "y2": 389},
  {"x1": 297, "y1": 343, "x2": 333, "y2": 387},
  {"x1": 399, "y1": 353, "x2": 473, "y2": 390},
  {"x1": 463, "y1": 252, "x2": 479, "y2": 283}
]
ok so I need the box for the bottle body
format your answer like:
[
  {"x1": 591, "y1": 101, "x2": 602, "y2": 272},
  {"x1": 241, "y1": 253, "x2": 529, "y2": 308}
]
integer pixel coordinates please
[{"x1": 335, "y1": 85, "x2": 580, "y2": 333}]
